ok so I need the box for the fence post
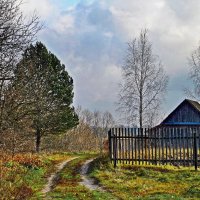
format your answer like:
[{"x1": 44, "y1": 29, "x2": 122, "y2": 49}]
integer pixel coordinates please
[
  {"x1": 113, "y1": 128, "x2": 117, "y2": 168},
  {"x1": 193, "y1": 128, "x2": 198, "y2": 171},
  {"x1": 154, "y1": 128, "x2": 157, "y2": 165},
  {"x1": 108, "y1": 129, "x2": 112, "y2": 160}
]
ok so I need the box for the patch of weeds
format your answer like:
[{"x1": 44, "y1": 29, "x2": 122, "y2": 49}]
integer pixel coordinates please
[
  {"x1": 183, "y1": 184, "x2": 200, "y2": 198},
  {"x1": 136, "y1": 193, "x2": 184, "y2": 200},
  {"x1": 92, "y1": 190, "x2": 117, "y2": 200},
  {"x1": 4, "y1": 161, "x2": 14, "y2": 168},
  {"x1": 136, "y1": 168, "x2": 151, "y2": 177},
  {"x1": 13, "y1": 184, "x2": 34, "y2": 200},
  {"x1": 157, "y1": 176, "x2": 170, "y2": 183},
  {"x1": 23, "y1": 167, "x2": 46, "y2": 190},
  {"x1": 175, "y1": 171, "x2": 191, "y2": 180}
]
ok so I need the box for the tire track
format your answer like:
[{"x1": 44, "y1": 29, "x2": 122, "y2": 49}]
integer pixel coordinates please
[
  {"x1": 41, "y1": 157, "x2": 78, "y2": 195},
  {"x1": 80, "y1": 158, "x2": 104, "y2": 191}
]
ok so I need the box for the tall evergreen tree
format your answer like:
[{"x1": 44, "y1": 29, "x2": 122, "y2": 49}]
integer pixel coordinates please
[{"x1": 13, "y1": 42, "x2": 78, "y2": 152}]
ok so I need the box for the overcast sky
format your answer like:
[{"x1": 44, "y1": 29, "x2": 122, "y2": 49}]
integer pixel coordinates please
[{"x1": 21, "y1": 0, "x2": 200, "y2": 121}]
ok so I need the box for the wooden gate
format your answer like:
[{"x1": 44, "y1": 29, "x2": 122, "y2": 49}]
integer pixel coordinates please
[{"x1": 108, "y1": 127, "x2": 200, "y2": 170}]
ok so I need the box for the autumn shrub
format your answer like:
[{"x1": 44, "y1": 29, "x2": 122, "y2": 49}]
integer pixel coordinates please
[
  {"x1": 12, "y1": 154, "x2": 43, "y2": 168},
  {"x1": 0, "y1": 152, "x2": 47, "y2": 199}
]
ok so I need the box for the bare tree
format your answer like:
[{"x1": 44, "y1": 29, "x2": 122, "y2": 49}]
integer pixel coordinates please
[
  {"x1": 118, "y1": 29, "x2": 168, "y2": 127},
  {"x1": 53, "y1": 106, "x2": 98, "y2": 152},
  {"x1": 92, "y1": 110, "x2": 115, "y2": 153},
  {"x1": 0, "y1": 0, "x2": 41, "y2": 132},
  {"x1": 43, "y1": 107, "x2": 116, "y2": 153},
  {"x1": 72, "y1": 107, "x2": 115, "y2": 153},
  {"x1": 81, "y1": 108, "x2": 93, "y2": 125},
  {"x1": 0, "y1": 0, "x2": 40, "y2": 78},
  {"x1": 186, "y1": 45, "x2": 200, "y2": 100},
  {"x1": 102, "y1": 111, "x2": 115, "y2": 136},
  {"x1": 0, "y1": 82, "x2": 35, "y2": 154}
]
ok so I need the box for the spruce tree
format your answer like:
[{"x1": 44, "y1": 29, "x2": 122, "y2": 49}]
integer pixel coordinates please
[{"x1": 14, "y1": 42, "x2": 78, "y2": 152}]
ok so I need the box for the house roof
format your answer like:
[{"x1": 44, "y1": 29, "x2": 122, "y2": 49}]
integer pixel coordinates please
[
  {"x1": 186, "y1": 99, "x2": 200, "y2": 112},
  {"x1": 160, "y1": 99, "x2": 200, "y2": 125}
]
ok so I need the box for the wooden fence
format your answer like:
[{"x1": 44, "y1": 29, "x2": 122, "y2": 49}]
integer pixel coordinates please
[{"x1": 108, "y1": 127, "x2": 200, "y2": 170}]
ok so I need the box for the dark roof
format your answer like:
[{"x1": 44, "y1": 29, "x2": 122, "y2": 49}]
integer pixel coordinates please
[
  {"x1": 160, "y1": 99, "x2": 200, "y2": 125},
  {"x1": 186, "y1": 99, "x2": 200, "y2": 112}
]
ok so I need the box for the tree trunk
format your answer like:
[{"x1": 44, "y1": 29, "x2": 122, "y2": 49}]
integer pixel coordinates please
[
  {"x1": 35, "y1": 128, "x2": 41, "y2": 153},
  {"x1": 139, "y1": 90, "x2": 143, "y2": 128}
]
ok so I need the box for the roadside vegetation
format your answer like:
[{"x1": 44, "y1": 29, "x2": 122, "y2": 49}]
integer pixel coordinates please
[
  {"x1": 1, "y1": 152, "x2": 200, "y2": 200},
  {"x1": 0, "y1": 152, "x2": 72, "y2": 199}
]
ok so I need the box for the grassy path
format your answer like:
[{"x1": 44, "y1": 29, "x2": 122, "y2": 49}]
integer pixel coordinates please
[
  {"x1": 41, "y1": 157, "x2": 78, "y2": 195},
  {"x1": 45, "y1": 154, "x2": 117, "y2": 200},
  {"x1": 79, "y1": 158, "x2": 104, "y2": 191}
]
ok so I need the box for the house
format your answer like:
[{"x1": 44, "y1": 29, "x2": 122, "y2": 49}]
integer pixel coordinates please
[
  {"x1": 160, "y1": 99, "x2": 200, "y2": 126},
  {"x1": 158, "y1": 99, "x2": 200, "y2": 148}
]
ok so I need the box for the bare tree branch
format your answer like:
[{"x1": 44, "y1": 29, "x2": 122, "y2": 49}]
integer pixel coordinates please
[{"x1": 0, "y1": 0, "x2": 41, "y2": 132}]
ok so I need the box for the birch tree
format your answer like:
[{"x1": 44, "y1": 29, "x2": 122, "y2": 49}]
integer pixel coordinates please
[
  {"x1": 186, "y1": 45, "x2": 200, "y2": 100},
  {"x1": 118, "y1": 29, "x2": 168, "y2": 127}
]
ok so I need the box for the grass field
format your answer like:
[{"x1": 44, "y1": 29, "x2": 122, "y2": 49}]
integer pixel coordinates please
[
  {"x1": 91, "y1": 156, "x2": 200, "y2": 200},
  {"x1": 0, "y1": 152, "x2": 200, "y2": 200}
]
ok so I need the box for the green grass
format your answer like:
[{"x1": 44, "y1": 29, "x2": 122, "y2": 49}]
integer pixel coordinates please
[{"x1": 90, "y1": 155, "x2": 200, "y2": 200}]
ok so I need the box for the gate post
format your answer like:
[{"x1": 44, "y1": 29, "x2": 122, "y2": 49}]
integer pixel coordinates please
[{"x1": 193, "y1": 128, "x2": 198, "y2": 171}]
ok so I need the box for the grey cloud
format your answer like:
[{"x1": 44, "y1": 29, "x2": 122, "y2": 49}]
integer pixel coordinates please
[
  {"x1": 166, "y1": 0, "x2": 200, "y2": 22},
  {"x1": 39, "y1": 1, "x2": 123, "y2": 115}
]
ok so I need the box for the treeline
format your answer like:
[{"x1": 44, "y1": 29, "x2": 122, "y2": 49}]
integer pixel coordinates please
[{"x1": 42, "y1": 106, "x2": 115, "y2": 153}]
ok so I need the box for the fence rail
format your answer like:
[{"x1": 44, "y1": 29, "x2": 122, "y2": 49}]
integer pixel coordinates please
[{"x1": 108, "y1": 127, "x2": 200, "y2": 170}]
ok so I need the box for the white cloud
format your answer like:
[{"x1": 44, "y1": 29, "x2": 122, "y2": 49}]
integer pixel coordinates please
[
  {"x1": 20, "y1": 0, "x2": 55, "y2": 20},
  {"x1": 53, "y1": 15, "x2": 74, "y2": 33}
]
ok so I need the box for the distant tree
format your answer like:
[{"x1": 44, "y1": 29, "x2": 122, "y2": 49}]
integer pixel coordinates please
[
  {"x1": 101, "y1": 111, "x2": 115, "y2": 136},
  {"x1": 62, "y1": 106, "x2": 99, "y2": 152},
  {"x1": 92, "y1": 110, "x2": 115, "y2": 153},
  {"x1": 13, "y1": 42, "x2": 78, "y2": 152},
  {"x1": 72, "y1": 107, "x2": 115, "y2": 153},
  {"x1": 117, "y1": 29, "x2": 168, "y2": 127},
  {"x1": 186, "y1": 45, "x2": 200, "y2": 100}
]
